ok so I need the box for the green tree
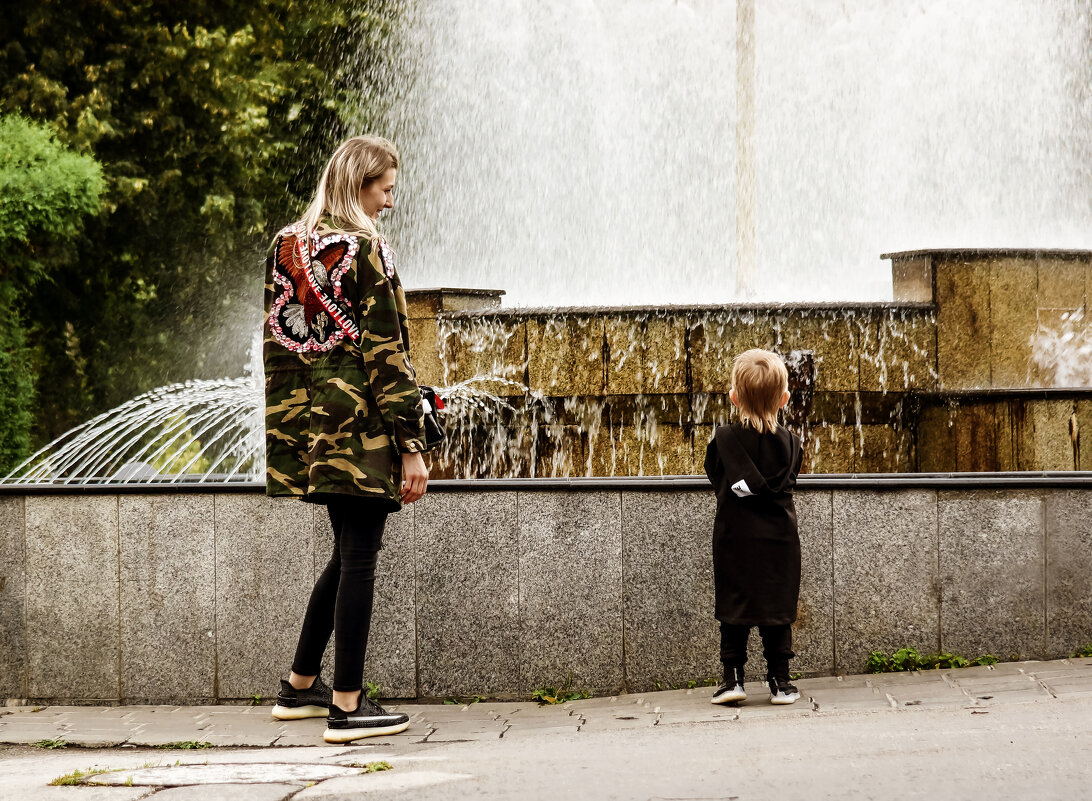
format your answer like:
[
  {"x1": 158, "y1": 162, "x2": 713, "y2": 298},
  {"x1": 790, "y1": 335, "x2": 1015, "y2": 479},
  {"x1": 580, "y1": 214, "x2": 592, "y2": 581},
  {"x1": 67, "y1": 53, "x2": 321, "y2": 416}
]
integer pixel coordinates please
[
  {"x1": 0, "y1": 0, "x2": 403, "y2": 446},
  {"x1": 0, "y1": 114, "x2": 102, "y2": 471}
]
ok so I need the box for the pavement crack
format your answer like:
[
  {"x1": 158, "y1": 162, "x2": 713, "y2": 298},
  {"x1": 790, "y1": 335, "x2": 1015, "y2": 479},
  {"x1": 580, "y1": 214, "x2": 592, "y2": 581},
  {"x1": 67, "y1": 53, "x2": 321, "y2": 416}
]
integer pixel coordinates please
[
  {"x1": 809, "y1": 697, "x2": 820, "y2": 712},
  {"x1": 884, "y1": 693, "x2": 898, "y2": 709},
  {"x1": 1035, "y1": 678, "x2": 1059, "y2": 698},
  {"x1": 498, "y1": 723, "x2": 512, "y2": 739}
]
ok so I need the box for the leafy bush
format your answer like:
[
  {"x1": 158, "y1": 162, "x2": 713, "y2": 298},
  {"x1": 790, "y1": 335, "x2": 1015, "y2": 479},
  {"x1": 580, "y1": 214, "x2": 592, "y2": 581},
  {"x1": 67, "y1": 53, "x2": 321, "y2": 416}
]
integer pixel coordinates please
[{"x1": 866, "y1": 647, "x2": 1000, "y2": 673}]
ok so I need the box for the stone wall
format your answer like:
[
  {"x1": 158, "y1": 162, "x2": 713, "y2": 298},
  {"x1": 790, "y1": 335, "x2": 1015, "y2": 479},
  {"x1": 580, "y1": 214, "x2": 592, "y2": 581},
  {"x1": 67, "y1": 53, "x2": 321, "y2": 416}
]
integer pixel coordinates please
[
  {"x1": 406, "y1": 249, "x2": 1092, "y2": 477},
  {"x1": 3, "y1": 480, "x2": 1089, "y2": 704}
]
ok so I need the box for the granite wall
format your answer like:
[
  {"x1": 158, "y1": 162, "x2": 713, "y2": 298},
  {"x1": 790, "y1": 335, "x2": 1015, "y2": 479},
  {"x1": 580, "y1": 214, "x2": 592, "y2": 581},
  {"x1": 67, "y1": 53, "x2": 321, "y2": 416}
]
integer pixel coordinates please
[{"x1": 2, "y1": 482, "x2": 1089, "y2": 704}]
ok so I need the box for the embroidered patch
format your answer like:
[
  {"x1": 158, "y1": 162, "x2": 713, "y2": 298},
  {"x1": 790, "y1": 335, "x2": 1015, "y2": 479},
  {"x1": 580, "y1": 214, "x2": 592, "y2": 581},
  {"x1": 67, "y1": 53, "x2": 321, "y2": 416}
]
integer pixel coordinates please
[{"x1": 268, "y1": 223, "x2": 361, "y2": 352}]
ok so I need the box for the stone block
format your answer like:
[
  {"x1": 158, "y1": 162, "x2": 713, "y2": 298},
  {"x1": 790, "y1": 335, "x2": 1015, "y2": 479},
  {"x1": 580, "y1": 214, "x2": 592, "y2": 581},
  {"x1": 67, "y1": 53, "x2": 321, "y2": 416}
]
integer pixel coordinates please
[
  {"x1": 832, "y1": 490, "x2": 940, "y2": 674},
  {"x1": 938, "y1": 491, "x2": 1045, "y2": 660},
  {"x1": 526, "y1": 315, "x2": 604, "y2": 397},
  {"x1": 603, "y1": 315, "x2": 644, "y2": 396},
  {"x1": 119, "y1": 494, "x2": 216, "y2": 702},
  {"x1": 1045, "y1": 491, "x2": 1092, "y2": 658},
  {"x1": 916, "y1": 404, "x2": 956, "y2": 473},
  {"x1": 214, "y1": 495, "x2": 315, "y2": 699},
  {"x1": 0, "y1": 496, "x2": 25, "y2": 699},
  {"x1": 311, "y1": 504, "x2": 417, "y2": 698},
  {"x1": 443, "y1": 316, "x2": 526, "y2": 395},
  {"x1": 797, "y1": 491, "x2": 835, "y2": 667},
  {"x1": 407, "y1": 318, "x2": 444, "y2": 387},
  {"x1": 935, "y1": 257, "x2": 991, "y2": 390},
  {"x1": 954, "y1": 402, "x2": 1001, "y2": 472},
  {"x1": 25, "y1": 495, "x2": 119, "y2": 700},
  {"x1": 989, "y1": 258, "x2": 1039, "y2": 388},
  {"x1": 1017, "y1": 400, "x2": 1078, "y2": 471},
  {"x1": 853, "y1": 424, "x2": 902, "y2": 473},
  {"x1": 643, "y1": 316, "x2": 687, "y2": 394},
  {"x1": 687, "y1": 316, "x2": 733, "y2": 394},
  {"x1": 518, "y1": 492, "x2": 623, "y2": 694},
  {"x1": 808, "y1": 424, "x2": 854, "y2": 474},
  {"x1": 1036, "y1": 258, "x2": 1087, "y2": 311},
  {"x1": 1079, "y1": 400, "x2": 1092, "y2": 471},
  {"x1": 892, "y1": 255, "x2": 934, "y2": 302},
  {"x1": 621, "y1": 491, "x2": 719, "y2": 691},
  {"x1": 806, "y1": 314, "x2": 860, "y2": 393},
  {"x1": 414, "y1": 492, "x2": 519, "y2": 698},
  {"x1": 858, "y1": 310, "x2": 937, "y2": 393}
]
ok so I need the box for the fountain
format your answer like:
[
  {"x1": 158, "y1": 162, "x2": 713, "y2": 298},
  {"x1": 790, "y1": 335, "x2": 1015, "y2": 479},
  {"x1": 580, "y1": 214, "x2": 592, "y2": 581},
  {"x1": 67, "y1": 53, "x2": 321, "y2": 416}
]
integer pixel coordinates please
[{"x1": 2, "y1": 3, "x2": 1091, "y2": 703}]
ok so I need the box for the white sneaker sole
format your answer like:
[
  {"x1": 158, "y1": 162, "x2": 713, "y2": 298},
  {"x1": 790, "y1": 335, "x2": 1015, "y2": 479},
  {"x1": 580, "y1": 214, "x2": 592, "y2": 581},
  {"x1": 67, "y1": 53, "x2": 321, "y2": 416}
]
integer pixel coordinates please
[
  {"x1": 272, "y1": 704, "x2": 329, "y2": 720},
  {"x1": 323, "y1": 719, "x2": 411, "y2": 743},
  {"x1": 769, "y1": 692, "x2": 801, "y2": 705},
  {"x1": 710, "y1": 689, "x2": 747, "y2": 705}
]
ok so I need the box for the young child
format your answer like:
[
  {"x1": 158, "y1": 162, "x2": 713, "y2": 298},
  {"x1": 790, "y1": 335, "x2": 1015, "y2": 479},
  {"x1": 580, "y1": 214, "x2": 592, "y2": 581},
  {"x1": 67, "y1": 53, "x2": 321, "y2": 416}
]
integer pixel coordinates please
[{"x1": 704, "y1": 348, "x2": 803, "y2": 705}]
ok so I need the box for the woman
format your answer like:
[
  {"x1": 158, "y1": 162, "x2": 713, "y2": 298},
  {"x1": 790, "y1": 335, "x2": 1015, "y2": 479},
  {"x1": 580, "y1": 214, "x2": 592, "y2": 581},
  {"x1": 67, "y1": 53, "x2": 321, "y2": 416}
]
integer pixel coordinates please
[{"x1": 263, "y1": 135, "x2": 429, "y2": 743}]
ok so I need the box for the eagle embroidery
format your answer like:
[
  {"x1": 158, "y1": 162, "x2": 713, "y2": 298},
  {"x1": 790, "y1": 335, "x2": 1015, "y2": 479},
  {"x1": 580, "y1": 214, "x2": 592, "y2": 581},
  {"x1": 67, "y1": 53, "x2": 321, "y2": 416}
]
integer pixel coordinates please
[{"x1": 268, "y1": 223, "x2": 361, "y2": 352}]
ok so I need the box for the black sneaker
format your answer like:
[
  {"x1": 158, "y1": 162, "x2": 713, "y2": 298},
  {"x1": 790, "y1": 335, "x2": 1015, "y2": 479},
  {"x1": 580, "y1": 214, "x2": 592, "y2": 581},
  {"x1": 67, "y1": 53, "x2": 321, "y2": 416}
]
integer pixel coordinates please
[
  {"x1": 768, "y1": 676, "x2": 801, "y2": 705},
  {"x1": 271, "y1": 675, "x2": 332, "y2": 720},
  {"x1": 323, "y1": 695, "x2": 410, "y2": 743},
  {"x1": 711, "y1": 667, "x2": 747, "y2": 705}
]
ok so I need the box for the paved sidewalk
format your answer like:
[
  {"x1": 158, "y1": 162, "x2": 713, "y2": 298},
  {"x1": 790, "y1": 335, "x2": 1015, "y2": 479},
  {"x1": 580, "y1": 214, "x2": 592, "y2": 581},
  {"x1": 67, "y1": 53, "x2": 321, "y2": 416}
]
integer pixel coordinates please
[{"x1": 1, "y1": 658, "x2": 1090, "y2": 799}]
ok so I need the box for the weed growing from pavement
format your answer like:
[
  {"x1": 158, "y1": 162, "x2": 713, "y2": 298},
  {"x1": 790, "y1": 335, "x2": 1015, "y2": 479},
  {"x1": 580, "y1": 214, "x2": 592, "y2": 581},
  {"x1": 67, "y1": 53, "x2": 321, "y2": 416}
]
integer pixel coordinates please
[
  {"x1": 49, "y1": 767, "x2": 110, "y2": 785},
  {"x1": 248, "y1": 694, "x2": 263, "y2": 705},
  {"x1": 365, "y1": 681, "x2": 382, "y2": 701},
  {"x1": 532, "y1": 674, "x2": 591, "y2": 704},
  {"x1": 867, "y1": 647, "x2": 999, "y2": 673},
  {"x1": 157, "y1": 741, "x2": 211, "y2": 750},
  {"x1": 1071, "y1": 643, "x2": 1092, "y2": 658},
  {"x1": 347, "y1": 761, "x2": 393, "y2": 773},
  {"x1": 444, "y1": 696, "x2": 483, "y2": 705},
  {"x1": 34, "y1": 738, "x2": 67, "y2": 749}
]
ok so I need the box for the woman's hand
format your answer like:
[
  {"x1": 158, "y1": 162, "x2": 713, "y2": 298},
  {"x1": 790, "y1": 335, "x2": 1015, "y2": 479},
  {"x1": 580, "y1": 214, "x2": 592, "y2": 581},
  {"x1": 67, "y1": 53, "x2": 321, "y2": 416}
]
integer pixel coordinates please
[{"x1": 400, "y1": 451, "x2": 429, "y2": 503}]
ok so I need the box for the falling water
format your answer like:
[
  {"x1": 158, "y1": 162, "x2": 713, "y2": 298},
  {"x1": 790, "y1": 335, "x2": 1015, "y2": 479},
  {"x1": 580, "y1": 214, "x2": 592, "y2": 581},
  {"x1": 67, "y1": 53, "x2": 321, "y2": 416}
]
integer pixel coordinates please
[{"x1": 373, "y1": 0, "x2": 1092, "y2": 306}]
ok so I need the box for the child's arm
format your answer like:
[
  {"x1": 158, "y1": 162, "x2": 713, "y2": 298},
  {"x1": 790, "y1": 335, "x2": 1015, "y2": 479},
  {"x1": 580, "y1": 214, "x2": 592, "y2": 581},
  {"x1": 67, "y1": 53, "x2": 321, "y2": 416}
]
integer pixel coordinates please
[{"x1": 703, "y1": 436, "x2": 722, "y2": 487}]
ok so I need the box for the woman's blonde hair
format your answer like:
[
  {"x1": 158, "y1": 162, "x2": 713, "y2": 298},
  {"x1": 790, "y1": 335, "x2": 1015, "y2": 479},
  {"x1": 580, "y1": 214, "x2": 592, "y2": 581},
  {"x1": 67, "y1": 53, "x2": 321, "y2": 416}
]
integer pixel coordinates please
[
  {"x1": 731, "y1": 348, "x2": 789, "y2": 433},
  {"x1": 299, "y1": 135, "x2": 399, "y2": 243}
]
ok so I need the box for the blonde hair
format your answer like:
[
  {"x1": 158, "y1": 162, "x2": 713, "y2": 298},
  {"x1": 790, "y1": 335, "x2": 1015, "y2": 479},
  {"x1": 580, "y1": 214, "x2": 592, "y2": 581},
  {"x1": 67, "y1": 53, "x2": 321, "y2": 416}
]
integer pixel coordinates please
[
  {"x1": 299, "y1": 135, "x2": 399, "y2": 244},
  {"x1": 731, "y1": 348, "x2": 789, "y2": 433}
]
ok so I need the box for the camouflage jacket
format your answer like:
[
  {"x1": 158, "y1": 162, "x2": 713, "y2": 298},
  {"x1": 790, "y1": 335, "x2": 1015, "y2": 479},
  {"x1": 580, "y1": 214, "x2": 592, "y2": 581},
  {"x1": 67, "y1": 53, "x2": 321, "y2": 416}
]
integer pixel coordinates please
[{"x1": 263, "y1": 220, "x2": 425, "y2": 508}]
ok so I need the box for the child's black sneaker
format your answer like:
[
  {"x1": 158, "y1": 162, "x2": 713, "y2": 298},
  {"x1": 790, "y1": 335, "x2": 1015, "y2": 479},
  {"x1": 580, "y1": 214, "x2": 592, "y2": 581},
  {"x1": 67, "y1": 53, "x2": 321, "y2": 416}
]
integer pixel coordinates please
[
  {"x1": 323, "y1": 695, "x2": 410, "y2": 743},
  {"x1": 711, "y1": 667, "x2": 747, "y2": 705},
  {"x1": 271, "y1": 675, "x2": 332, "y2": 720},
  {"x1": 767, "y1": 676, "x2": 801, "y2": 705}
]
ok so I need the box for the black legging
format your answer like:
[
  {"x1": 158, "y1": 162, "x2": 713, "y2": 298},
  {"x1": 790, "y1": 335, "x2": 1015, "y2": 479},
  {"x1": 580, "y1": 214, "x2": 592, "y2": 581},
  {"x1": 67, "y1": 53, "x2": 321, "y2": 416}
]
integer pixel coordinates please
[
  {"x1": 720, "y1": 622, "x2": 795, "y2": 679},
  {"x1": 291, "y1": 496, "x2": 387, "y2": 692}
]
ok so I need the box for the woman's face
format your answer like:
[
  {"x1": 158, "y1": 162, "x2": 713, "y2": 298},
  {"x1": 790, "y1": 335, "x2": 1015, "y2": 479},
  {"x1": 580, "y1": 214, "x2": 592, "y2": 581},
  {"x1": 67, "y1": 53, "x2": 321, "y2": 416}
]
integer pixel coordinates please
[{"x1": 360, "y1": 167, "x2": 397, "y2": 219}]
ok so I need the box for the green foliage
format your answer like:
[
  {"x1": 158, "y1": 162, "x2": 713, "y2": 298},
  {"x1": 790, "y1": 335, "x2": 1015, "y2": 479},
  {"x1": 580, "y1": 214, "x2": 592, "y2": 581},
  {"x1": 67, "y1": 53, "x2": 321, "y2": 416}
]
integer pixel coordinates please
[
  {"x1": 365, "y1": 681, "x2": 382, "y2": 701},
  {"x1": 248, "y1": 693, "x2": 263, "y2": 706},
  {"x1": 0, "y1": 0, "x2": 404, "y2": 449},
  {"x1": 157, "y1": 740, "x2": 211, "y2": 750},
  {"x1": 532, "y1": 675, "x2": 591, "y2": 705},
  {"x1": 866, "y1": 647, "x2": 1000, "y2": 673},
  {"x1": 444, "y1": 695, "x2": 483, "y2": 705},
  {"x1": 361, "y1": 761, "x2": 393, "y2": 773},
  {"x1": 0, "y1": 115, "x2": 102, "y2": 472},
  {"x1": 1071, "y1": 643, "x2": 1092, "y2": 658},
  {"x1": 35, "y1": 738, "x2": 67, "y2": 749}
]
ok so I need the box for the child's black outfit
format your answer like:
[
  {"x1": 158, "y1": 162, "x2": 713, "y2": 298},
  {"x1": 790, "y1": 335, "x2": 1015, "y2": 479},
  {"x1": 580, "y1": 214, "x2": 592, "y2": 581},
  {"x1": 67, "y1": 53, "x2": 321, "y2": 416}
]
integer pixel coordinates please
[{"x1": 704, "y1": 421, "x2": 803, "y2": 695}]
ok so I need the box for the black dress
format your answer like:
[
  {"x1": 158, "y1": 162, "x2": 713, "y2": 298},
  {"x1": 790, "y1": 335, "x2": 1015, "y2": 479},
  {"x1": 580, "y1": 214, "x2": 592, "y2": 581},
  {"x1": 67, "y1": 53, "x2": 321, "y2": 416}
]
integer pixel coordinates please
[{"x1": 704, "y1": 422, "x2": 803, "y2": 626}]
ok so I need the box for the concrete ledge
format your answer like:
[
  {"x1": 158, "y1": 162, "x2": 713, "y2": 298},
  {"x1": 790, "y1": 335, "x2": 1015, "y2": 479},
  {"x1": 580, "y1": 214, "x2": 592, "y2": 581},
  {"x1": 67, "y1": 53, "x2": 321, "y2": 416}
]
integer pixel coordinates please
[{"x1": 5, "y1": 481, "x2": 1092, "y2": 702}]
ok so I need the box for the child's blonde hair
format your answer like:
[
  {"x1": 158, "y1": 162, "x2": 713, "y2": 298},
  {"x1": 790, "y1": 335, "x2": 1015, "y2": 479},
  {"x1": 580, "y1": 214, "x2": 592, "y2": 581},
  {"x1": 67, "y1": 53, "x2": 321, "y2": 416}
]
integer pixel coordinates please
[
  {"x1": 731, "y1": 348, "x2": 789, "y2": 433},
  {"x1": 299, "y1": 135, "x2": 399, "y2": 244}
]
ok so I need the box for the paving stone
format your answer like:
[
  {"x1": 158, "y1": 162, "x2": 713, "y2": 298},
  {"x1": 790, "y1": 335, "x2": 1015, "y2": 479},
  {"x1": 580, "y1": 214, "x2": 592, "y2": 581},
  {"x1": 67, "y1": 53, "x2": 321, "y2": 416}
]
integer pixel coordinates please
[
  {"x1": 833, "y1": 490, "x2": 939, "y2": 674},
  {"x1": 518, "y1": 492, "x2": 623, "y2": 695},
  {"x1": 500, "y1": 724, "x2": 581, "y2": 739},
  {"x1": 414, "y1": 492, "x2": 520, "y2": 697},
  {"x1": 1045, "y1": 491, "x2": 1092, "y2": 658},
  {"x1": 214, "y1": 495, "x2": 315, "y2": 700},
  {"x1": 150, "y1": 785, "x2": 303, "y2": 801},
  {"x1": 292, "y1": 769, "x2": 475, "y2": 799},
  {"x1": 89, "y1": 762, "x2": 360, "y2": 786},
  {"x1": 25, "y1": 495, "x2": 120, "y2": 701},
  {"x1": 0, "y1": 495, "x2": 25, "y2": 700},
  {"x1": 939, "y1": 492, "x2": 1046, "y2": 660},
  {"x1": 620, "y1": 491, "x2": 720, "y2": 692},
  {"x1": 807, "y1": 686, "x2": 891, "y2": 712},
  {"x1": 119, "y1": 494, "x2": 216, "y2": 702}
]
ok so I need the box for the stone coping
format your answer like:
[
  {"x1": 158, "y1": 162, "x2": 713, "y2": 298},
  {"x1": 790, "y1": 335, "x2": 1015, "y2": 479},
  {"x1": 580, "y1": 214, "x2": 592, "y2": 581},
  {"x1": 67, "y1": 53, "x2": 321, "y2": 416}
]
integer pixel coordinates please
[
  {"x1": 405, "y1": 287, "x2": 507, "y2": 297},
  {"x1": 2, "y1": 471, "x2": 1091, "y2": 494},
  {"x1": 882, "y1": 247, "x2": 1092, "y2": 260},
  {"x1": 441, "y1": 301, "x2": 935, "y2": 318}
]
